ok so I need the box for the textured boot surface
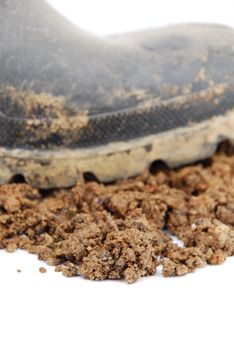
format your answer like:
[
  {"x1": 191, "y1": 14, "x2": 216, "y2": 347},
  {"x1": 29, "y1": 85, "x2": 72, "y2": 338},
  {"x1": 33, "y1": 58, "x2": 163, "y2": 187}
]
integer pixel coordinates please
[{"x1": 1, "y1": 0, "x2": 234, "y2": 187}]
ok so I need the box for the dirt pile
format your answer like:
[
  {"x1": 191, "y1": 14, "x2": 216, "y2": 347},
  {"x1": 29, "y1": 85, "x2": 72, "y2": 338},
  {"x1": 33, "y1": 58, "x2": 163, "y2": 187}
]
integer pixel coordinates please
[{"x1": 1, "y1": 144, "x2": 234, "y2": 283}]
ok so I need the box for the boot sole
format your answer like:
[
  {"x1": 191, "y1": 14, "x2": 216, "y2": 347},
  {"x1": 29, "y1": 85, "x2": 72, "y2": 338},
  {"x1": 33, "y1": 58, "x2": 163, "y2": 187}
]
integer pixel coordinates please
[{"x1": 0, "y1": 107, "x2": 234, "y2": 188}]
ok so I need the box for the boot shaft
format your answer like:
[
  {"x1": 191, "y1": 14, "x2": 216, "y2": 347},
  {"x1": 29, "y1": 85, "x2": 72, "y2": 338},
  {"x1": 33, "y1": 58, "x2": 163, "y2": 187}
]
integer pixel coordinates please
[{"x1": 0, "y1": 0, "x2": 116, "y2": 101}]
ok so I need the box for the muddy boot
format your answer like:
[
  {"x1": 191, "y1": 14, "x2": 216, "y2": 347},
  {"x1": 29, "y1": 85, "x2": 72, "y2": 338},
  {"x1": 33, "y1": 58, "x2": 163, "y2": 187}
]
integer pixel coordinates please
[{"x1": 1, "y1": 0, "x2": 234, "y2": 188}]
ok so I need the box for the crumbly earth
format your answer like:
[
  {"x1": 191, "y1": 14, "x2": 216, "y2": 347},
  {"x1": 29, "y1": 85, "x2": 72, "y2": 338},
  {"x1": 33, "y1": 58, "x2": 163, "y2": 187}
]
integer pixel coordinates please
[
  {"x1": 39, "y1": 267, "x2": 47, "y2": 274},
  {"x1": 1, "y1": 143, "x2": 234, "y2": 283}
]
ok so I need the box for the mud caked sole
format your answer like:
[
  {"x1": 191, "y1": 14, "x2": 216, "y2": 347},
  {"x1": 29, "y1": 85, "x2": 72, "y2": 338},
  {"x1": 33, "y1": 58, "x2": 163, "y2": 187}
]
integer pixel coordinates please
[{"x1": 0, "y1": 109, "x2": 234, "y2": 188}]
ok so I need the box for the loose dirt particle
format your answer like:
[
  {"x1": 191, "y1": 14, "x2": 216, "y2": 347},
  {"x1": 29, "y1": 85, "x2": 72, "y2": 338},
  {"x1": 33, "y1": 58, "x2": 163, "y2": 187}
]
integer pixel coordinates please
[
  {"x1": 6, "y1": 243, "x2": 17, "y2": 253},
  {"x1": 1, "y1": 146, "x2": 234, "y2": 283},
  {"x1": 39, "y1": 267, "x2": 47, "y2": 274}
]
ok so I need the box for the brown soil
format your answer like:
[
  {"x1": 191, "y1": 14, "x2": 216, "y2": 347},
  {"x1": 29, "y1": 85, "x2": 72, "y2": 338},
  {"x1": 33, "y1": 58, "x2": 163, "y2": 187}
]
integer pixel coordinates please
[
  {"x1": 1, "y1": 143, "x2": 234, "y2": 283},
  {"x1": 39, "y1": 267, "x2": 47, "y2": 274}
]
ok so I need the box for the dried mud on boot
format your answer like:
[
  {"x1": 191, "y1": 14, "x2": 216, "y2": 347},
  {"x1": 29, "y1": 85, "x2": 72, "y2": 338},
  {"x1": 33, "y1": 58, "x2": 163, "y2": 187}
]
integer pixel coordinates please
[{"x1": 1, "y1": 145, "x2": 234, "y2": 283}]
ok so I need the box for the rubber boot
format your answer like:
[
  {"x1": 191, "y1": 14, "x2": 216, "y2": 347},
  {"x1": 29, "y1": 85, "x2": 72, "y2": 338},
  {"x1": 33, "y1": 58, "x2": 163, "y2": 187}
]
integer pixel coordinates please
[{"x1": 1, "y1": 0, "x2": 234, "y2": 188}]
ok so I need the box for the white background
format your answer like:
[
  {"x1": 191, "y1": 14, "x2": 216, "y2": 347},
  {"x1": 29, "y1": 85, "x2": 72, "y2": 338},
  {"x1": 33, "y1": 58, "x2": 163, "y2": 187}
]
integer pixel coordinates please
[
  {"x1": 48, "y1": 0, "x2": 234, "y2": 35},
  {"x1": 0, "y1": 250, "x2": 234, "y2": 350},
  {"x1": 1, "y1": 1, "x2": 234, "y2": 349}
]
